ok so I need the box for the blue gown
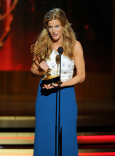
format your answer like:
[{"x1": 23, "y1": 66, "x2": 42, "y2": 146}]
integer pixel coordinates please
[
  {"x1": 34, "y1": 81, "x2": 78, "y2": 156},
  {"x1": 34, "y1": 50, "x2": 78, "y2": 156}
]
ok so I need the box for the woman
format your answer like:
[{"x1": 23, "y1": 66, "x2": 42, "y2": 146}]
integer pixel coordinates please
[{"x1": 30, "y1": 8, "x2": 85, "y2": 156}]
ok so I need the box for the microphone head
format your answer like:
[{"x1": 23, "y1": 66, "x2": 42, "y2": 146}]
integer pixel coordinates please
[{"x1": 58, "y1": 47, "x2": 63, "y2": 55}]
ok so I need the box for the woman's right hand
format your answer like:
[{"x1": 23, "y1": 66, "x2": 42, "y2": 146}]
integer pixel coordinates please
[{"x1": 39, "y1": 61, "x2": 49, "y2": 71}]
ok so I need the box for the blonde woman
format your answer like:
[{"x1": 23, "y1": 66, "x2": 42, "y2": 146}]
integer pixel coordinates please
[{"x1": 31, "y1": 8, "x2": 85, "y2": 156}]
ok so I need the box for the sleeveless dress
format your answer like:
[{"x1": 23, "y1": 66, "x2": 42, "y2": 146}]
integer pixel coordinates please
[{"x1": 34, "y1": 50, "x2": 78, "y2": 156}]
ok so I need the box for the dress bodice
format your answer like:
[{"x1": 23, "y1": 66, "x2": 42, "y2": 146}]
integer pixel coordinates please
[{"x1": 45, "y1": 50, "x2": 75, "y2": 82}]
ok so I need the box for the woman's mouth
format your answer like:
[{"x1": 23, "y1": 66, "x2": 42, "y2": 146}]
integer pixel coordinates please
[{"x1": 52, "y1": 34, "x2": 58, "y2": 37}]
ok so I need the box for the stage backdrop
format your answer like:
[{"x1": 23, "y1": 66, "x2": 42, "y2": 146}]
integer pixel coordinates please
[
  {"x1": 0, "y1": 0, "x2": 113, "y2": 72},
  {"x1": 0, "y1": 0, "x2": 115, "y2": 118}
]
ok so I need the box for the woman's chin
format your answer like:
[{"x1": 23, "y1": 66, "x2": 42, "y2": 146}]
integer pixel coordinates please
[
  {"x1": 52, "y1": 36, "x2": 58, "y2": 40},
  {"x1": 52, "y1": 37, "x2": 59, "y2": 42}
]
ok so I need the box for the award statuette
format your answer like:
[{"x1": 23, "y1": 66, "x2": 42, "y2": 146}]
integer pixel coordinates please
[{"x1": 30, "y1": 44, "x2": 60, "y2": 85}]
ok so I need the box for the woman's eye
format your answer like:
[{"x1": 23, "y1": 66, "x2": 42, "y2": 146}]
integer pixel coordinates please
[
  {"x1": 56, "y1": 25, "x2": 59, "y2": 28},
  {"x1": 48, "y1": 26, "x2": 52, "y2": 29}
]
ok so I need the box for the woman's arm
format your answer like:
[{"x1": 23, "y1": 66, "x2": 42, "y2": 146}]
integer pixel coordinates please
[
  {"x1": 30, "y1": 53, "x2": 49, "y2": 77},
  {"x1": 60, "y1": 41, "x2": 85, "y2": 87}
]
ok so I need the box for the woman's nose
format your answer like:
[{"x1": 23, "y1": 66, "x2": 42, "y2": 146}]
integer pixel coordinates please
[{"x1": 52, "y1": 27, "x2": 56, "y2": 33}]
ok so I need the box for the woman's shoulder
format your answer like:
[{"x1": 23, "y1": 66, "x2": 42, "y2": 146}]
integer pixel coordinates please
[
  {"x1": 74, "y1": 40, "x2": 82, "y2": 49},
  {"x1": 73, "y1": 40, "x2": 83, "y2": 57}
]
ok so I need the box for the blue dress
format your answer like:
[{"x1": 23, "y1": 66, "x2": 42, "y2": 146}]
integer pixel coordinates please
[{"x1": 34, "y1": 50, "x2": 78, "y2": 156}]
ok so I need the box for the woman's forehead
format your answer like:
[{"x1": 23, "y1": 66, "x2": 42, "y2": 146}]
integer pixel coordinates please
[{"x1": 48, "y1": 19, "x2": 61, "y2": 25}]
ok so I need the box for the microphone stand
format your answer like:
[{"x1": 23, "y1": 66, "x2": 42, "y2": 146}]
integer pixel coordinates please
[
  {"x1": 58, "y1": 48, "x2": 63, "y2": 156},
  {"x1": 55, "y1": 47, "x2": 63, "y2": 156}
]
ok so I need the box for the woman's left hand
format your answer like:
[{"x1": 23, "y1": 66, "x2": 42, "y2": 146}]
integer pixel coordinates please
[{"x1": 42, "y1": 83, "x2": 60, "y2": 89}]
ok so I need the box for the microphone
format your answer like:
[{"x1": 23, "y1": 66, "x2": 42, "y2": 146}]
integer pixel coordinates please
[
  {"x1": 58, "y1": 47, "x2": 63, "y2": 55},
  {"x1": 57, "y1": 47, "x2": 63, "y2": 81}
]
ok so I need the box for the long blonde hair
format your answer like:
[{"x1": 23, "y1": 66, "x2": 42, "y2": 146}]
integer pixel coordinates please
[{"x1": 32, "y1": 8, "x2": 76, "y2": 59}]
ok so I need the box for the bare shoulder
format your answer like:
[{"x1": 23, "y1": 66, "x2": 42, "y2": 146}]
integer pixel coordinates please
[
  {"x1": 74, "y1": 40, "x2": 82, "y2": 48},
  {"x1": 73, "y1": 40, "x2": 83, "y2": 57}
]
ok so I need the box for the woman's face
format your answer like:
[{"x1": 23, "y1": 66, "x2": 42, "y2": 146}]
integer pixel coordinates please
[{"x1": 48, "y1": 19, "x2": 63, "y2": 42}]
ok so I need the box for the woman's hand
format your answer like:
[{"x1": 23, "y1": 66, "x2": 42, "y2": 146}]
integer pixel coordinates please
[
  {"x1": 42, "y1": 83, "x2": 60, "y2": 89},
  {"x1": 30, "y1": 54, "x2": 49, "y2": 77},
  {"x1": 42, "y1": 84, "x2": 54, "y2": 89},
  {"x1": 39, "y1": 61, "x2": 49, "y2": 71}
]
